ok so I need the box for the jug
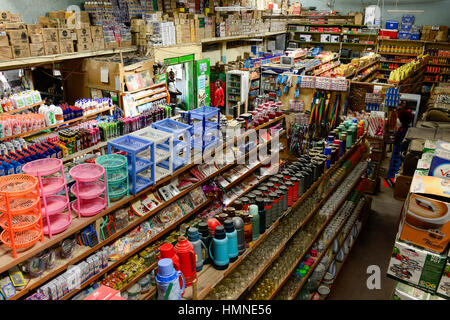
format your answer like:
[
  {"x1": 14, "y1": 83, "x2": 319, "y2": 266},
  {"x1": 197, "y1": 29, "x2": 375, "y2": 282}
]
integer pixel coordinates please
[
  {"x1": 198, "y1": 222, "x2": 212, "y2": 264},
  {"x1": 209, "y1": 225, "x2": 229, "y2": 270},
  {"x1": 174, "y1": 236, "x2": 196, "y2": 287},
  {"x1": 207, "y1": 217, "x2": 221, "y2": 236},
  {"x1": 224, "y1": 219, "x2": 238, "y2": 262},
  {"x1": 232, "y1": 216, "x2": 245, "y2": 255},
  {"x1": 156, "y1": 258, "x2": 185, "y2": 300},
  {"x1": 187, "y1": 227, "x2": 207, "y2": 272},
  {"x1": 159, "y1": 242, "x2": 180, "y2": 271}
]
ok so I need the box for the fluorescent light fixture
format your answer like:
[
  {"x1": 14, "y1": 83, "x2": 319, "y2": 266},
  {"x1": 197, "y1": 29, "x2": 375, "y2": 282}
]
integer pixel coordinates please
[{"x1": 386, "y1": 9, "x2": 424, "y2": 13}]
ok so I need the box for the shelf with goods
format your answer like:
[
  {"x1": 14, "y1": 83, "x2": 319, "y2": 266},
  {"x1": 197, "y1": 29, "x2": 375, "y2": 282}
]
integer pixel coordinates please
[
  {"x1": 120, "y1": 83, "x2": 170, "y2": 118},
  {"x1": 5, "y1": 100, "x2": 46, "y2": 114},
  {"x1": 0, "y1": 47, "x2": 138, "y2": 72},
  {"x1": 200, "y1": 31, "x2": 287, "y2": 44},
  {"x1": 226, "y1": 70, "x2": 250, "y2": 117},
  {"x1": 0, "y1": 106, "x2": 114, "y2": 142},
  {"x1": 262, "y1": 161, "x2": 367, "y2": 300},
  {"x1": 4, "y1": 116, "x2": 285, "y2": 300},
  {"x1": 186, "y1": 135, "x2": 367, "y2": 300},
  {"x1": 275, "y1": 179, "x2": 367, "y2": 300},
  {"x1": 314, "y1": 199, "x2": 371, "y2": 300}
]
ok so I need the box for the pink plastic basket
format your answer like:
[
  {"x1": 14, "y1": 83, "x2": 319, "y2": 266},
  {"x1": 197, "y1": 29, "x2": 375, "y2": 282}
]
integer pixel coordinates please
[
  {"x1": 41, "y1": 195, "x2": 69, "y2": 216},
  {"x1": 71, "y1": 197, "x2": 106, "y2": 217},
  {"x1": 69, "y1": 163, "x2": 105, "y2": 182},
  {"x1": 22, "y1": 159, "x2": 63, "y2": 177},
  {"x1": 40, "y1": 177, "x2": 65, "y2": 196},
  {"x1": 70, "y1": 181, "x2": 105, "y2": 200},
  {"x1": 42, "y1": 213, "x2": 71, "y2": 235}
]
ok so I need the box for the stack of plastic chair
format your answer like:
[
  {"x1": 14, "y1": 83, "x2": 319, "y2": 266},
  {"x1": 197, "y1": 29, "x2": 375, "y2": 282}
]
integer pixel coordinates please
[
  {"x1": 95, "y1": 154, "x2": 129, "y2": 205},
  {"x1": 23, "y1": 159, "x2": 72, "y2": 238},
  {"x1": 107, "y1": 135, "x2": 155, "y2": 195},
  {"x1": 0, "y1": 174, "x2": 44, "y2": 258},
  {"x1": 188, "y1": 106, "x2": 221, "y2": 153},
  {"x1": 130, "y1": 127, "x2": 173, "y2": 182},
  {"x1": 69, "y1": 163, "x2": 107, "y2": 217},
  {"x1": 152, "y1": 118, "x2": 192, "y2": 171}
]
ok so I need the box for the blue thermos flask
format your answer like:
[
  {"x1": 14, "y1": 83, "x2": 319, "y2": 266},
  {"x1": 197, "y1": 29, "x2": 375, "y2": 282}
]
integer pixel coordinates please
[
  {"x1": 209, "y1": 225, "x2": 229, "y2": 270},
  {"x1": 156, "y1": 258, "x2": 185, "y2": 300},
  {"x1": 224, "y1": 219, "x2": 238, "y2": 262},
  {"x1": 187, "y1": 227, "x2": 207, "y2": 272}
]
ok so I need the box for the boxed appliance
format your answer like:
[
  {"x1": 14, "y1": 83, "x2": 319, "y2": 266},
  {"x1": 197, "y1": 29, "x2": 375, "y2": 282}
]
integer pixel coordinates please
[
  {"x1": 436, "y1": 255, "x2": 450, "y2": 299},
  {"x1": 401, "y1": 22, "x2": 412, "y2": 32},
  {"x1": 398, "y1": 175, "x2": 450, "y2": 253},
  {"x1": 320, "y1": 34, "x2": 331, "y2": 42},
  {"x1": 387, "y1": 240, "x2": 447, "y2": 293},
  {"x1": 299, "y1": 34, "x2": 312, "y2": 42},
  {"x1": 385, "y1": 20, "x2": 399, "y2": 30},
  {"x1": 402, "y1": 15, "x2": 415, "y2": 24},
  {"x1": 330, "y1": 35, "x2": 340, "y2": 43},
  {"x1": 398, "y1": 32, "x2": 411, "y2": 40},
  {"x1": 379, "y1": 29, "x2": 398, "y2": 39}
]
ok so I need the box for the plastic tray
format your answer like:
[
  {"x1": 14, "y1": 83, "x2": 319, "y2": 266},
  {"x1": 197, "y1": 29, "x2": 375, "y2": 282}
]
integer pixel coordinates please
[
  {"x1": 42, "y1": 213, "x2": 71, "y2": 235},
  {"x1": 108, "y1": 135, "x2": 154, "y2": 154},
  {"x1": 41, "y1": 195, "x2": 69, "y2": 215},
  {"x1": 0, "y1": 174, "x2": 38, "y2": 197},
  {"x1": 0, "y1": 209, "x2": 40, "y2": 231},
  {"x1": 40, "y1": 177, "x2": 65, "y2": 196},
  {"x1": 71, "y1": 197, "x2": 106, "y2": 217},
  {"x1": 22, "y1": 159, "x2": 63, "y2": 177},
  {"x1": 1, "y1": 225, "x2": 43, "y2": 249},
  {"x1": 0, "y1": 193, "x2": 40, "y2": 215},
  {"x1": 69, "y1": 163, "x2": 105, "y2": 182},
  {"x1": 71, "y1": 181, "x2": 105, "y2": 199},
  {"x1": 189, "y1": 106, "x2": 220, "y2": 120},
  {"x1": 131, "y1": 127, "x2": 173, "y2": 144},
  {"x1": 95, "y1": 154, "x2": 128, "y2": 170},
  {"x1": 152, "y1": 118, "x2": 192, "y2": 136}
]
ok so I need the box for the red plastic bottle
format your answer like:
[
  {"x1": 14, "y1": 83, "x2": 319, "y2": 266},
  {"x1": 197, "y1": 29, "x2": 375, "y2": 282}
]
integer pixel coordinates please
[{"x1": 174, "y1": 236, "x2": 197, "y2": 287}]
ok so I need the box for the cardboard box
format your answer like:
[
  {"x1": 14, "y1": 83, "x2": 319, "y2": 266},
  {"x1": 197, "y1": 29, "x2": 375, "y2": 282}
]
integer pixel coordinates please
[
  {"x1": 394, "y1": 175, "x2": 413, "y2": 201},
  {"x1": 29, "y1": 34, "x2": 43, "y2": 43},
  {"x1": 0, "y1": 11, "x2": 11, "y2": 22},
  {"x1": 76, "y1": 41, "x2": 93, "y2": 52},
  {"x1": 11, "y1": 43, "x2": 30, "y2": 58},
  {"x1": 0, "y1": 46, "x2": 12, "y2": 60},
  {"x1": 59, "y1": 40, "x2": 74, "y2": 54},
  {"x1": 75, "y1": 28, "x2": 92, "y2": 39},
  {"x1": 29, "y1": 43, "x2": 45, "y2": 56},
  {"x1": 436, "y1": 256, "x2": 450, "y2": 298},
  {"x1": 399, "y1": 175, "x2": 450, "y2": 253},
  {"x1": 90, "y1": 26, "x2": 103, "y2": 38},
  {"x1": 7, "y1": 29, "x2": 28, "y2": 44},
  {"x1": 77, "y1": 35, "x2": 92, "y2": 44},
  {"x1": 43, "y1": 41, "x2": 60, "y2": 55},
  {"x1": 388, "y1": 240, "x2": 447, "y2": 293},
  {"x1": 42, "y1": 28, "x2": 59, "y2": 42},
  {"x1": 58, "y1": 28, "x2": 72, "y2": 41},
  {"x1": 92, "y1": 38, "x2": 105, "y2": 50},
  {"x1": 27, "y1": 24, "x2": 43, "y2": 35},
  {"x1": 5, "y1": 22, "x2": 26, "y2": 30}
]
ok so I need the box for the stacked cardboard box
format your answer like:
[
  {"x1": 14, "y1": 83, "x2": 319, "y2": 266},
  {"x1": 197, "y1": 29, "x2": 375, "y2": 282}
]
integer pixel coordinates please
[
  {"x1": 5, "y1": 15, "x2": 30, "y2": 59},
  {"x1": 75, "y1": 27, "x2": 93, "y2": 52},
  {"x1": 91, "y1": 26, "x2": 105, "y2": 50},
  {"x1": 42, "y1": 28, "x2": 60, "y2": 55},
  {"x1": 27, "y1": 24, "x2": 44, "y2": 56}
]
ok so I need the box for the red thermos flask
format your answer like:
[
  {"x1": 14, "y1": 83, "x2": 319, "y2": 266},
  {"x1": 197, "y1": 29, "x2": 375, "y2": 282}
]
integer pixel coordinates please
[{"x1": 174, "y1": 236, "x2": 197, "y2": 287}]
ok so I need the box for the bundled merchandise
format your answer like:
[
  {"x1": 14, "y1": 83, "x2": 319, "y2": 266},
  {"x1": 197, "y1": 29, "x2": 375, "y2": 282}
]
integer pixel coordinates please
[
  {"x1": 1, "y1": 90, "x2": 42, "y2": 112},
  {"x1": 388, "y1": 55, "x2": 429, "y2": 83}
]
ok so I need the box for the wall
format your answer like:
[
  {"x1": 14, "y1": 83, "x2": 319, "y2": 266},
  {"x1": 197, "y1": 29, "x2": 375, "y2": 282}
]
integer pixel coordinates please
[
  {"x1": 0, "y1": 0, "x2": 85, "y2": 24},
  {"x1": 202, "y1": 44, "x2": 254, "y2": 65},
  {"x1": 296, "y1": 0, "x2": 450, "y2": 26}
]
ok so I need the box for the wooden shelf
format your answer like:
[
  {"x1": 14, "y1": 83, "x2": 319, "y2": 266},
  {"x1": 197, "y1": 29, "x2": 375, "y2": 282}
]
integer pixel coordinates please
[
  {"x1": 6, "y1": 100, "x2": 46, "y2": 114},
  {"x1": 62, "y1": 142, "x2": 108, "y2": 163},
  {"x1": 379, "y1": 52, "x2": 419, "y2": 56},
  {"x1": 118, "y1": 262, "x2": 158, "y2": 293},
  {"x1": 0, "y1": 107, "x2": 113, "y2": 142},
  {"x1": 0, "y1": 47, "x2": 137, "y2": 71},
  {"x1": 201, "y1": 31, "x2": 286, "y2": 44}
]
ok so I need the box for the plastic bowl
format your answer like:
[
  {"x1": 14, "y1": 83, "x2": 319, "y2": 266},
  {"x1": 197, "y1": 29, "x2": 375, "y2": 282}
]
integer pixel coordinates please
[{"x1": 69, "y1": 163, "x2": 105, "y2": 182}]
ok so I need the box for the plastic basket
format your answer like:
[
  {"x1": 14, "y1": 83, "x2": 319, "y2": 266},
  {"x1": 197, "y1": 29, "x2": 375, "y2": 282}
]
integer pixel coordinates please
[
  {"x1": 95, "y1": 154, "x2": 128, "y2": 170},
  {"x1": 42, "y1": 214, "x2": 71, "y2": 235},
  {"x1": 71, "y1": 181, "x2": 105, "y2": 199},
  {"x1": 0, "y1": 209, "x2": 41, "y2": 231},
  {"x1": 40, "y1": 195, "x2": 69, "y2": 216},
  {"x1": 71, "y1": 197, "x2": 106, "y2": 217},
  {"x1": 22, "y1": 159, "x2": 62, "y2": 177},
  {"x1": 69, "y1": 163, "x2": 105, "y2": 182},
  {"x1": 40, "y1": 177, "x2": 65, "y2": 196},
  {"x1": 1, "y1": 225, "x2": 43, "y2": 249},
  {"x1": 0, "y1": 174, "x2": 39, "y2": 197},
  {"x1": 152, "y1": 118, "x2": 192, "y2": 136},
  {"x1": 108, "y1": 183, "x2": 128, "y2": 199},
  {"x1": 189, "y1": 106, "x2": 220, "y2": 120},
  {"x1": 108, "y1": 135, "x2": 154, "y2": 154},
  {"x1": 0, "y1": 192, "x2": 40, "y2": 214}
]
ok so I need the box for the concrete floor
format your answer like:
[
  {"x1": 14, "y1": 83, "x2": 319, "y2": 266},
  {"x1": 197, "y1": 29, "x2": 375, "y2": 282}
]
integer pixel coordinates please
[{"x1": 328, "y1": 160, "x2": 403, "y2": 300}]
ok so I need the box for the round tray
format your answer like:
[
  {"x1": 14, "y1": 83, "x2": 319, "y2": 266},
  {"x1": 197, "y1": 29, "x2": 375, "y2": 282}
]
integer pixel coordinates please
[
  {"x1": 95, "y1": 154, "x2": 128, "y2": 170},
  {"x1": 71, "y1": 197, "x2": 106, "y2": 217},
  {"x1": 0, "y1": 209, "x2": 41, "y2": 231},
  {"x1": 41, "y1": 195, "x2": 69, "y2": 216},
  {"x1": 1, "y1": 226, "x2": 43, "y2": 249},
  {"x1": 69, "y1": 163, "x2": 105, "y2": 182},
  {"x1": 0, "y1": 174, "x2": 38, "y2": 197},
  {"x1": 0, "y1": 192, "x2": 40, "y2": 215},
  {"x1": 71, "y1": 181, "x2": 105, "y2": 199},
  {"x1": 42, "y1": 213, "x2": 71, "y2": 235},
  {"x1": 41, "y1": 177, "x2": 65, "y2": 196},
  {"x1": 22, "y1": 158, "x2": 62, "y2": 177}
]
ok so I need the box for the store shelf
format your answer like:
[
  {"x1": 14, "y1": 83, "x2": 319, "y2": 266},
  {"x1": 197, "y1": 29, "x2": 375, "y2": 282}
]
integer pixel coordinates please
[
  {"x1": 379, "y1": 52, "x2": 419, "y2": 56},
  {"x1": 135, "y1": 94, "x2": 168, "y2": 106},
  {"x1": 201, "y1": 31, "x2": 286, "y2": 44},
  {"x1": 6, "y1": 100, "x2": 46, "y2": 114},
  {"x1": 118, "y1": 261, "x2": 158, "y2": 293},
  {"x1": 314, "y1": 62, "x2": 340, "y2": 76},
  {"x1": 62, "y1": 142, "x2": 108, "y2": 163},
  {"x1": 0, "y1": 46, "x2": 138, "y2": 71},
  {"x1": 185, "y1": 135, "x2": 365, "y2": 300},
  {"x1": 346, "y1": 58, "x2": 380, "y2": 79},
  {"x1": 427, "y1": 63, "x2": 450, "y2": 67},
  {"x1": 0, "y1": 107, "x2": 114, "y2": 142},
  {"x1": 289, "y1": 31, "x2": 342, "y2": 34},
  {"x1": 269, "y1": 163, "x2": 365, "y2": 300},
  {"x1": 60, "y1": 199, "x2": 213, "y2": 300},
  {"x1": 341, "y1": 42, "x2": 376, "y2": 46},
  {"x1": 124, "y1": 83, "x2": 167, "y2": 95}
]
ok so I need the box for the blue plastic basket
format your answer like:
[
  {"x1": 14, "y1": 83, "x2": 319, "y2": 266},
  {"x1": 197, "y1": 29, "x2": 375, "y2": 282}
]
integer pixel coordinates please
[{"x1": 189, "y1": 106, "x2": 220, "y2": 120}]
